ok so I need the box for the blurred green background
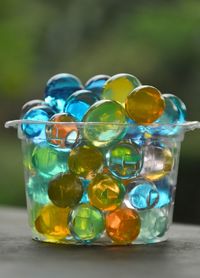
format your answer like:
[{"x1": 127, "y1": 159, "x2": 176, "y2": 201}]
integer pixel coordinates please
[{"x1": 0, "y1": 0, "x2": 199, "y2": 223}]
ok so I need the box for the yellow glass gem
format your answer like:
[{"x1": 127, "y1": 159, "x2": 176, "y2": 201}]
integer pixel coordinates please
[
  {"x1": 102, "y1": 73, "x2": 141, "y2": 105},
  {"x1": 141, "y1": 144, "x2": 174, "y2": 181},
  {"x1": 48, "y1": 173, "x2": 83, "y2": 208},
  {"x1": 35, "y1": 204, "x2": 71, "y2": 240},
  {"x1": 106, "y1": 207, "x2": 141, "y2": 244},
  {"x1": 88, "y1": 174, "x2": 125, "y2": 211},
  {"x1": 125, "y1": 85, "x2": 165, "y2": 124},
  {"x1": 68, "y1": 145, "x2": 104, "y2": 179}
]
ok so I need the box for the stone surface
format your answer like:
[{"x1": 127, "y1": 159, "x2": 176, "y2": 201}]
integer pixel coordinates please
[{"x1": 0, "y1": 207, "x2": 200, "y2": 278}]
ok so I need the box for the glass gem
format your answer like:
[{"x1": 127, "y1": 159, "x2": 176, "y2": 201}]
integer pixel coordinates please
[
  {"x1": 48, "y1": 173, "x2": 83, "y2": 208},
  {"x1": 44, "y1": 73, "x2": 83, "y2": 113},
  {"x1": 46, "y1": 113, "x2": 79, "y2": 149},
  {"x1": 85, "y1": 74, "x2": 110, "y2": 98},
  {"x1": 26, "y1": 176, "x2": 51, "y2": 205},
  {"x1": 35, "y1": 204, "x2": 71, "y2": 240},
  {"x1": 141, "y1": 144, "x2": 174, "y2": 181},
  {"x1": 68, "y1": 145, "x2": 104, "y2": 179},
  {"x1": 102, "y1": 73, "x2": 141, "y2": 105},
  {"x1": 106, "y1": 208, "x2": 141, "y2": 244},
  {"x1": 106, "y1": 141, "x2": 143, "y2": 179},
  {"x1": 164, "y1": 94, "x2": 187, "y2": 122},
  {"x1": 69, "y1": 203, "x2": 105, "y2": 243},
  {"x1": 21, "y1": 105, "x2": 54, "y2": 139},
  {"x1": 64, "y1": 89, "x2": 99, "y2": 121},
  {"x1": 125, "y1": 119, "x2": 148, "y2": 145},
  {"x1": 88, "y1": 174, "x2": 125, "y2": 211},
  {"x1": 155, "y1": 178, "x2": 173, "y2": 208},
  {"x1": 83, "y1": 100, "x2": 127, "y2": 147},
  {"x1": 21, "y1": 99, "x2": 47, "y2": 116},
  {"x1": 125, "y1": 85, "x2": 165, "y2": 124},
  {"x1": 124, "y1": 178, "x2": 159, "y2": 210},
  {"x1": 32, "y1": 144, "x2": 68, "y2": 179},
  {"x1": 138, "y1": 207, "x2": 169, "y2": 242}
]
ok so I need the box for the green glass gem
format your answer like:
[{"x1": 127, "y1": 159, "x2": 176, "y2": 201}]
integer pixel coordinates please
[
  {"x1": 69, "y1": 203, "x2": 105, "y2": 243},
  {"x1": 138, "y1": 207, "x2": 169, "y2": 243},
  {"x1": 48, "y1": 173, "x2": 83, "y2": 208},
  {"x1": 83, "y1": 100, "x2": 127, "y2": 147}
]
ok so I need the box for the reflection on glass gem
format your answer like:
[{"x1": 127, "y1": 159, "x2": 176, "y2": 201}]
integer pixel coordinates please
[
  {"x1": 27, "y1": 176, "x2": 51, "y2": 205},
  {"x1": 85, "y1": 74, "x2": 110, "y2": 98},
  {"x1": 106, "y1": 208, "x2": 141, "y2": 244},
  {"x1": 141, "y1": 144, "x2": 174, "y2": 181},
  {"x1": 88, "y1": 174, "x2": 125, "y2": 211},
  {"x1": 22, "y1": 105, "x2": 54, "y2": 139},
  {"x1": 48, "y1": 173, "x2": 83, "y2": 208},
  {"x1": 68, "y1": 145, "x2": 104, "y2": 179},
  {"x1": 32, "y1": 144, "x2": 68, "y2": 179},
  {"x1": 106, "y1": 141, "x2": 143, "y2": 179},
  {"x1": 35, "y1": 204, "x2": 71, "y2": 240},
  {"x1": 83, "y1": 100, "x2": 127, "y2": 147},
  {"x1": 69, "y1": 203, "x2": 104, "y2": 243},
  {"x1": 125, "y1": 86, "x2": 165, "y2": 124},
  {"x1": 46, "y1": 113, "x2": 79, "y2": 149},
  {"x1": 138, "y1": 207, "x2": 169, "y2": 242},
  {"x1": 44, "y1": 73, "x2": 83, "y2": 112},
  {"x1": 124, "y1": 178, "x2": 159, "y2": 210},
  {"x1": 102, "y1": 73, "x2": 141, "y2": 105},
  {"x1": 64, "y1": 90, "x2": 99, "y2": 121}
]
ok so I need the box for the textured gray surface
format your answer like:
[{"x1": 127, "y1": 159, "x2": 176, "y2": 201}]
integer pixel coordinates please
[{"x1": 0, "y1": 207, "x2": 200, "y2": 278}]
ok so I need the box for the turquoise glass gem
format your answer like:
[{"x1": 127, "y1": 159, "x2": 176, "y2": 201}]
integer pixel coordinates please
[
  {"x1": 106, "y1": 141, "x2": 143, "y2": 179},
  {"x1": 32, "y1": 144, "x2": 69, "y2": 179},
  {"x1": 44, "y1": 73, "x2": 83, "y2": 112},
  {"x1": 164, "y1": 94, "x2": 187, "y2": 122},
  {"x1": 21, "y1": 105, "x2": 54, "y2": 139},
  {"x1": 21, "y1": 99, "x2": 47, "y2": 116},
  {"x1": 85, "y1": 75, "x2": 110, "y2": 98},
  {"x1": 155, "y1": 178, "x2": 173, "y2": 208},
  {"x1": 138, "y1": 207, "x2": 169, "y2": 242},
  {"x1": 124, "y1": 178, "x2": 159, "y2": 210},
  {"x1": 125, "y1": 119, "x2": 148, "y2": 145},
  {"x1": 80, "y1": 180, "x2": 90, "y2": 204},
  {"x1": 26, "y1": 176, "x2": 51, "y2": 204},
  {"x1": 64, "y1": 90, "x2": 99, "y2": 121},
  {"x1": 83, "y1": 100, "x2": 128, "y2": 147}
]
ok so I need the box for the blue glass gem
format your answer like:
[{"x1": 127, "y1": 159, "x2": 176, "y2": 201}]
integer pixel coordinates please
[
  {"x1": 27, "y1": 175, "x2": 51, "y2": 204},
  {"x1": 155, "y1": 178, "x2": 173, "y2": 208},
  {"x1": 124, "y1": 178, "x2": 159, "y2": 210},
  {"x1": 64, "y1": 90, "x2": 99, "y2": 121},
  {"x1": 164, "y1": 94, "x2": 187, "y2": 122},
  {"x1": 21, "y1": 105, "x2": 54, "y2": 139},
  {"x1": 44, "y1": 73, "x2": 83, "y2": 113},
  {"x1": 21, "y1": 99, "x2": 47, "y2": 116},
  {"x1": 125, "y1": 118, "x2": 148, "y2": 146},
  {"x1": 85, "y1": 75, "x2": 110, "y2": 98}
]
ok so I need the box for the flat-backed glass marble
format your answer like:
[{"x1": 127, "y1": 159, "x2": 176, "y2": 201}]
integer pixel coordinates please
[
  {"x1": 21, "y1": 99, "x2": 47, "y2": 116},
  {"x1": 155, "y1": 178, "x2": 173, "y2": 208},
  {"x1": 85, "y1": 74, "x2": 110, "y2": 98}
]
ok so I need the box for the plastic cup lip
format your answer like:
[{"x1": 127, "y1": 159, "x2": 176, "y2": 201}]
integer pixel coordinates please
[{"x1": 4, "y1": 119, "x2": 200, "y2": 132}]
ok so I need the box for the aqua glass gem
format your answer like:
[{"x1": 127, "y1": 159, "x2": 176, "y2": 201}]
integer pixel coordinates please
[
  {"x1": 85, "y1": 74, "x2": 110, "y2": 98},
  {"x1": 164, "y1": 94, "x2": 187, "y2": 122},
  {"x1": 80, "y1": 180, "x2": 90, "y2": 204},
  {"x1": 64, "y1": 89, "x2": 99, "y2": 121},
  {"x1": 69, "y1": 203, "x2": 105, "y2": 243},
  {"x1": 124, "y1": 178, "x2": 159, "y2": 210},
  {"x1": 32, "y1": 144, "x2": 69, "y2": 179},
  {"x1": 106, "y1": 141, "x2": 143, "y2": 179},
  {"x1": 155, "y1": 178, "x2": 173, "y2": 208},
  {"x1": 44, "y1": 73, "x2": 83, "y2": 113},
  {"x1": 125, "y1": 118, "x2": 148, "y2": 145},
  {"x1": 21, "y1": 105, "x2": 54, "y2": 139},
  {"x1": 26, "y1": 175, "x2": 51, "y2": 204},
  {"x1": 21, "y1": 99, "x2": 47, "y2": 116},
  {"x1": 138, "y1": 207, "x2": 169, "y2": 242},
  {"x1": 83, "y1": 100, "x2": 128, "y2": 147}
]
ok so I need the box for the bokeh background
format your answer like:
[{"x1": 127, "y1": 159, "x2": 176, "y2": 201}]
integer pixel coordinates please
[{"x1": 0, "y1": 0, "x2": 199, "y2": 223}]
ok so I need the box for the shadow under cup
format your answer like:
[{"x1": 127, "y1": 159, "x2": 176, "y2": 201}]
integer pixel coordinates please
[{"x1": 5, "y1": 120, "x2": 200, "y2": 245}]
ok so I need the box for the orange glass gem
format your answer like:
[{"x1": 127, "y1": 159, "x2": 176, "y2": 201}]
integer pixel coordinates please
[
  {"x1": 35, "y1": 204, "x2": 71, "y2": 240},
  {"x1": 125, "y1": 85, "x2": 165, "y2": 125},
  {"x1": 46, "y1": 113, "x2": 78, "y2": 148},
  {"x1": 106, "y1": 208, "x2": 141, "y2": 244}
]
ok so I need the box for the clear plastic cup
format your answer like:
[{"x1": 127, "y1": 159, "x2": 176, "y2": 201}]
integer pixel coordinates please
[{"x1": 5, "y1": 120, "x2": 200, "y2": 245}]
